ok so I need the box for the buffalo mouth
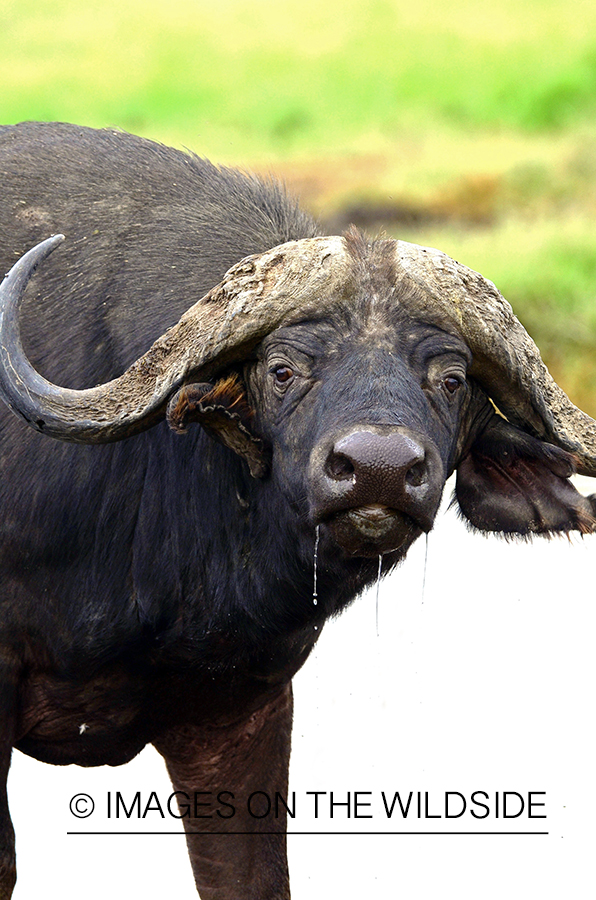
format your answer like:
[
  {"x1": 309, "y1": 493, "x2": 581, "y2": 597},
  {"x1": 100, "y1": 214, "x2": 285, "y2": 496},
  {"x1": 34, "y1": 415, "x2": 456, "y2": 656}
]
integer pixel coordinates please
[{"x1": 324, "y1": 503, "x2": 422, "y2": 557}]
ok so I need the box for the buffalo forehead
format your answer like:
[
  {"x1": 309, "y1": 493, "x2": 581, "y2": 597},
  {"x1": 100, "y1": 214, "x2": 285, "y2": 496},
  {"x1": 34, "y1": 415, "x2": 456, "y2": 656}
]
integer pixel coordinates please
[{"x1": 260, "y1": 297, "x2": 471, "y2": 365}]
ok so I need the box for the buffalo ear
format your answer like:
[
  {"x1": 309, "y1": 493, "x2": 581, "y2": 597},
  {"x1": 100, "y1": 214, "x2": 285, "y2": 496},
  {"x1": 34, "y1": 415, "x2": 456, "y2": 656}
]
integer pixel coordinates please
[
  {"x1": 167, "y1": 374, "x2": 270, "y2": 478},
  {"x1": 455, "y1": 415, "x2": 596, "y2": 535}
]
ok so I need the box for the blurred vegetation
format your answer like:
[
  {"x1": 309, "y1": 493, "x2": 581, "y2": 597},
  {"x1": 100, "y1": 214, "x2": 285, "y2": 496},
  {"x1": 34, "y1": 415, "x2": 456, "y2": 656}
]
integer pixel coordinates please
[{"x1": 1, "y1": 0, "x2": 595, "y2": 410}]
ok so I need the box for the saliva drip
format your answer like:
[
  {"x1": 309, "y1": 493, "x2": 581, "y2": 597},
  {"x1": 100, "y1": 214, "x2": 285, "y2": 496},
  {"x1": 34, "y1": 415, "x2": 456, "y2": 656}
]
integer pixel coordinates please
[
  {"x1": 375, "y1": 553, "x2": 382, "y2": 637},
  {"x1": 313, "y1": 525, "x2": 320, "y2": 605}
]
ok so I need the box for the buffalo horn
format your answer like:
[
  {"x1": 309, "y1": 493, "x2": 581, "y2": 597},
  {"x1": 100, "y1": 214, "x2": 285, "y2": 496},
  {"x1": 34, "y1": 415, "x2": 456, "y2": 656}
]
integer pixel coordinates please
[
  {"x1": 395, "y1": 241, "x2": 596, "y2": 477},
  {"x1": 0, "y1": 234, "x2": 350, "y2": 443},
  {"x1": 2, "y1": 235, "x2": 595, "y2": 475}
]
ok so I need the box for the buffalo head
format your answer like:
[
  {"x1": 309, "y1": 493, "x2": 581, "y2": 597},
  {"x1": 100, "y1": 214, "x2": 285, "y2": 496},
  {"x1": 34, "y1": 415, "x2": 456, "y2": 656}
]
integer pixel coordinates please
[{"x1": 0, "y1": 229, "x2": 595, "y2": 565}]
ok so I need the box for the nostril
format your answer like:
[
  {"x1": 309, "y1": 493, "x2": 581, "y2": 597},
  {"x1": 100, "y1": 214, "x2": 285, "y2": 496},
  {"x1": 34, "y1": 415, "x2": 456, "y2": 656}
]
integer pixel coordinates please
[
  {"x1": 325, "y1": 451, "x2": 356, "y2": 481},
  {"x1": 405, "y1": 459, "x2": 427, "y2": 488}
]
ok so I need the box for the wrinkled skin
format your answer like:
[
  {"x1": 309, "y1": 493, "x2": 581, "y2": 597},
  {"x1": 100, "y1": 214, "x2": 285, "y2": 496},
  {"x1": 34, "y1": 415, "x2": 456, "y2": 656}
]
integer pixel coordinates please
[{"x1": 248, "y1": 314, "x2": 480, "y2": 558}]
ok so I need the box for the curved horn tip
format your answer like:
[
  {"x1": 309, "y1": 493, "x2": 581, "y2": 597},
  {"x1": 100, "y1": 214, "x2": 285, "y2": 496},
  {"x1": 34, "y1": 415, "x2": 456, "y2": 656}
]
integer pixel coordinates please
[{"x1": 1, "y1": 234, "x2": 65, "y2": 293}]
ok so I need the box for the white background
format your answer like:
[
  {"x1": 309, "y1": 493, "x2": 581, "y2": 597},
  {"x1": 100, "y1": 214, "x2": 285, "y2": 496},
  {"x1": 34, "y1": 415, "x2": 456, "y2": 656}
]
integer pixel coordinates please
[{"x1": 8, "y1": 476, "x2": 595, "y2": 898}]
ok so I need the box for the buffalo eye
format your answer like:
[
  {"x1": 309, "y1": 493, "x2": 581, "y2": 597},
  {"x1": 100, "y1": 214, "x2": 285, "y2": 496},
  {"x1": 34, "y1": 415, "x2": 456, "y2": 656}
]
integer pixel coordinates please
[
  {"x1": 271, "y1": 365, "x2": 295, "y2": 386},
  {"x1": 443, "y1": 375, "x2": 462, "y2": 395}
]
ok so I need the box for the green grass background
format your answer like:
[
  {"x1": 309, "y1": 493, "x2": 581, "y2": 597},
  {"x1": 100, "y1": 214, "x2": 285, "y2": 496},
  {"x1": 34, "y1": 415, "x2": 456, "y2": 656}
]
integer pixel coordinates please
[{"x1": 1, "y1": 0, "x2": 595, "y2": 410}]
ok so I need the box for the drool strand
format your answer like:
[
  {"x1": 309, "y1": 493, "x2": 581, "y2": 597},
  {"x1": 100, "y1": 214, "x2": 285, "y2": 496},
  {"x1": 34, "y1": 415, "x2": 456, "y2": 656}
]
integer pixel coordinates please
[
  {"x1": 375, "y1": 553, "x2": 382, "y2": 636},
  {"x1": 313, "y1": 525, "x2": 320, "y2": 605}
]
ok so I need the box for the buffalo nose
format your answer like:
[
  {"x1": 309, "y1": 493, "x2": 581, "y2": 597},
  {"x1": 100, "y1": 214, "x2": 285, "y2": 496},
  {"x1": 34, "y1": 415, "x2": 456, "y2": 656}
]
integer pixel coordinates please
[
  {"x1": 327, "y1": 431, "x2": 427, "y2": 486},
  {"x1": 318, "y1": 429, "x2": 443, "y2": 531}
]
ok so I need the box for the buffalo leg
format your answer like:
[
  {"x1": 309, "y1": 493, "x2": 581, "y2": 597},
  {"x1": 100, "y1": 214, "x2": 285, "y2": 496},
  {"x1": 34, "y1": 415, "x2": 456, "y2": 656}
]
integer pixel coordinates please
[
  {"x1": 0, "y1": 664, "x2": 16, "y2": 900},
  {"x1": 0, "y1": 754, "x2": 15, "y2": 900},
  {"x1": 154, "y1": 684, "x2": 293, "y2": 900}
]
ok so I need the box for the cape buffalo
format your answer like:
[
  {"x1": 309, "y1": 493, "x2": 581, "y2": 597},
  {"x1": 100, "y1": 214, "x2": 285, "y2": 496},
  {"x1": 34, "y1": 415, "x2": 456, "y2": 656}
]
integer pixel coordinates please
[{"x1": 0, "y1": 122, "x2": 595, "y2": 899}]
